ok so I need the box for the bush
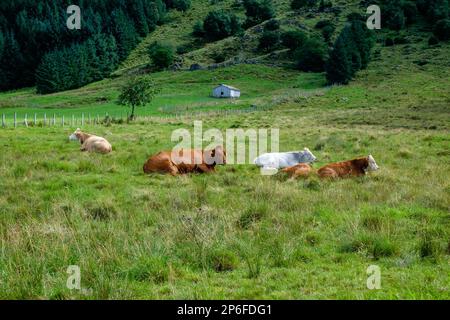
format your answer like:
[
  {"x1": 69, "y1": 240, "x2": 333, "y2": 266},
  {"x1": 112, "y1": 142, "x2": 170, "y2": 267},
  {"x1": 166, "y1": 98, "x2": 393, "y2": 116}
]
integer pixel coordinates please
[
  {"x1": 294, "y1": 37, "x2": 327, "y2": 72},
  {"x1": 164, "y1": 0, "x2": 191, "y2": 11},
  {"x1": 243, "y1": 0, "x2": 274, "y2": 28},
  {"x1": 291, "y1": 0, "x2": 317, "y2": 10},
  {"x1": 281, "y1": 30, "x2": 307, "y2": 51},
  {"x1": 383, "y1": 0, "x2": 406, "y2": 30},
  {"x1": 192, "y1": 21, "x2": 205, "y2": 38},
  {"x1": 258, "y1": 31, "x2": 280, "y2": 52},
  {"x1": 385, "y1": 37, "x2": 395, "y2": 46},
  {"x1": 148, "y1": 42, "x2": 174, "y2": 69},
  {"x1": 264, "y1": 19, "x2": 280, "y2": 31},
  {"x1": 322, "y1": 24, "x2": 335, "y2": 43},
  {"x1": 433, "y1": 19, "x2": 450, "y2": 41},
  {"x1": 202, "y1": 10, "x2": 241, "y2": 41},
  {"x1": 315, "y1": 19, "x2": 333, "y2": 29},
  {"x1": 319, "y1": 0, "x2": 332, "y2": 12},
  {"x1": 428, "y1": 35, "x2": 440, "y2": 45}
]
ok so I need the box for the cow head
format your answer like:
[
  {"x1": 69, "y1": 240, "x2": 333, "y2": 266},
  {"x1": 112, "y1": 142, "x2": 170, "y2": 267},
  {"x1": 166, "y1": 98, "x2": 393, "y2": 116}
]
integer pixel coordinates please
[
  {"x1": 69, "y1": 128, "x2": 82, "y2": 141},
  {"x1": 205, "y1": 145, "x2": 226, "y2": 165},
  {"x1": 367, "y1": 155, "x2": 379, "y2": 172},
  {"x1": 301, "y1": 147, "x2": 317, "y2": 163}
]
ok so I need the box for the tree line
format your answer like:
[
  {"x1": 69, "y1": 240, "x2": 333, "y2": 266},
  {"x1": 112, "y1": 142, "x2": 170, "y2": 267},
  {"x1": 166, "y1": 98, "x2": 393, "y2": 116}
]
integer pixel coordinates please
[{"x1": 0, "y1": 0, "x2": 178, "y2": 94}]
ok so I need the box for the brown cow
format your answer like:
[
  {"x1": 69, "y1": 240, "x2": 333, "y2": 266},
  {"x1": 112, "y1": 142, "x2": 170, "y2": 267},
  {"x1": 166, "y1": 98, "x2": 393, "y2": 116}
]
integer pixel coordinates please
[
  {"x1": 143, "y1": 146, "x2": 226, "y2": 176},
  {"x1": 317, "y1": 155, "x2": 379, "y2": 179},
  {"x1": 69, "y1": 128, "x2": 112, "y2": 154},
  {"x1": 281, "y1": 163, "x2": 313, "y2": 179}
]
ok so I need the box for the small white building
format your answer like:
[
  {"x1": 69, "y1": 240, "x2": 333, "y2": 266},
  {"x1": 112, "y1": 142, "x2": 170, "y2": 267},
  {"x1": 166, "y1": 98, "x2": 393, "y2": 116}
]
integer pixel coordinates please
[{"x1": 212, "y1": 84, "x2": 241, "y2": 98}]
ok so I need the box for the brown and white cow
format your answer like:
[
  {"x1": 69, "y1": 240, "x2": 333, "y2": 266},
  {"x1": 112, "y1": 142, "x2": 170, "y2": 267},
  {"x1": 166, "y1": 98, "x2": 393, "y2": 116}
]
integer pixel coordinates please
[
  {"x1": 69, "y1": 128, "x2": 112, "y2": 154},
  {"x1": 317, "y1": 155, "x2": 379, "y2": 179},
  {"x1": 143, "y1": 146, "x2": 226, "y2": 176}
]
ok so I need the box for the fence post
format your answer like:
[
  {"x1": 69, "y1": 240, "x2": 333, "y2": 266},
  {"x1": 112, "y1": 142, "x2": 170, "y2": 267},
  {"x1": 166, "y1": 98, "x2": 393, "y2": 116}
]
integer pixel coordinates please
[
  {"x1": 2, "y1": 113, "x2": 5, "y2": 128},
  {"x1": 62, "y1": 115, "x2": 65, "y2": 127},
  {"x1": 44, "y1": 113, "x2": 47, "y2": 126},
  {"x1": 24, "y1": 114, "x2": 28, "y2": 128},
  {"x1": 34, "y1": 113, "x2": 37, "y2": 126},
  {"x1": 14, "y1": 112, "x2": 17, "y2": 128},
  {"x1": 88, "y1": 113, "x2": 91, "y2": 125},
  {"x1": 53, "y1": 114, "x2": 56, "y2": 126},
  {"x1": 72, "y1": 115, "x2": 75, "y2": 127}
]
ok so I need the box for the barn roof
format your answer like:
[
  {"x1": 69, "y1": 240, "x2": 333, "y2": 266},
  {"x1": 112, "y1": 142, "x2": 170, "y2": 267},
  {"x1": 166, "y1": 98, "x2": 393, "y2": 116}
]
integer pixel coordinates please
[{"x1": 215, "y1": 84, "x2": 240, "y2": 91}]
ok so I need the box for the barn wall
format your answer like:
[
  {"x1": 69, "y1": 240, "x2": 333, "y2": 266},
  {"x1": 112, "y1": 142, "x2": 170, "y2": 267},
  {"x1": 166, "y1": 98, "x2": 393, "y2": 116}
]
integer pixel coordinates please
[{"x1": 212, "y1": 86, "x2": 240, "y2": 98}]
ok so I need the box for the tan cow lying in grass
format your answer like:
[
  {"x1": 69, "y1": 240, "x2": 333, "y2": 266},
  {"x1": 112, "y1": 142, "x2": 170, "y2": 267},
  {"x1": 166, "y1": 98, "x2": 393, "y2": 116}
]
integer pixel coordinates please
[
  {"x1": 282, "y1": 155, "x2": 379, "y2": 179},
  {"x1": 69, "y1": 128, "x2": 112, "y2": 154},
  {"x1": 143, "y1": 146, "x2": 226, "y2": 176}
]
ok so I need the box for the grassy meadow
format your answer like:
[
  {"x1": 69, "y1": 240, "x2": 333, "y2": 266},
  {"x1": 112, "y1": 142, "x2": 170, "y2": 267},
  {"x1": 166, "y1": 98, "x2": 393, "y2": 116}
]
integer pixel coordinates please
[{"x1": 0, "y1": 34, "x2": 449, "y2": 299}]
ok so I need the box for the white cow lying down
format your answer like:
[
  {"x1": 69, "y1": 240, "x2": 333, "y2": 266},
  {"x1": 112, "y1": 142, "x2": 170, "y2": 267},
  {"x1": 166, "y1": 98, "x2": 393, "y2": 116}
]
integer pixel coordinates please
[
  {"x1": 69, "y1": 128, "x2": 112, "y2": 154},
  {"x1": 254, "y1": 148, "x2": 317, "y2": 170}
]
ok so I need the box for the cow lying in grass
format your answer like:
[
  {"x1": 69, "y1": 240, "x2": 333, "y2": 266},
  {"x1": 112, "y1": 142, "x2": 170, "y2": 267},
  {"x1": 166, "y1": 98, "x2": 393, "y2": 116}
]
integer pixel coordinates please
[
  {"x1": 282, "y1": 163, "x2": 313, "y2": 179},
  {"x1": 318, "y1": 155, "x2": 379, "y2": 178},
  {"x1": 282, "y1": 155, "x2": 379, "y2": 179},
  {"x1": 69, "y1": 128, "x2": 112, "y2": 154},
  {"x1": 143, "y1": 146, "x2": 226, "y2": 176},
  {"x1": 254, "y1": 148, "x2": 317, "y2": 170}
]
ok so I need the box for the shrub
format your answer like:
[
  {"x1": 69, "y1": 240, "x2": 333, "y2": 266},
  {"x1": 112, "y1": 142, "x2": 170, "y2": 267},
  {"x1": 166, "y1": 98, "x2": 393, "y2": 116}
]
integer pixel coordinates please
[
  {"x1": 291, "y1": 0, "x2": 317, "y2": 10},
  {"x1": 258, "y1": 31, "x2": 280, "y2": 52},
  {"x1": 281, "y1": 30, "x2": 307, "y2": 51},
  {"x1": 192, "y1": 21, "x2": 205, "y2": 38},
  {"x1": 319, "y1": 0, "x2": 333, "y2": 12},
  {"x1": 428, "y1": 35, "x2": 440, "y2": 45},
  {"x1": 295, "y1": 37, "x2": 327, "y2": 72},
  {"x1": 315, "y1": 19, "x2": 333, "y2": 29},
  {"x1": 322, "y1": 24, "x2": 335, "y2": 43},
  {"x1": 383, "y1": 0, "x2": 406, "y2": 30},
  {"x1": 148, "y1": 42, "x2": 174, "y2": 69},
  {"x1": 202, "y1": 10, "x2": 241, "y2": 41},
  {"x1": 164, "y1": 0, "x2": 191, "y2": 11},
  {"x1": 243, "y1": 0, "x2": 274, "y2": 28},
  {"x1": 433, "y1": 19, "x2": 450, "y2": 41}
]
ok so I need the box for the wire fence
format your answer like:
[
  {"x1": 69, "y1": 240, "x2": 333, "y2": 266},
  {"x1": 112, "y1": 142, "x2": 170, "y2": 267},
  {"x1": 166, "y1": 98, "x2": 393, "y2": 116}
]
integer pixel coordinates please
[{"x1": 0, "y1": 105, "x2": 273, "y2": 129}]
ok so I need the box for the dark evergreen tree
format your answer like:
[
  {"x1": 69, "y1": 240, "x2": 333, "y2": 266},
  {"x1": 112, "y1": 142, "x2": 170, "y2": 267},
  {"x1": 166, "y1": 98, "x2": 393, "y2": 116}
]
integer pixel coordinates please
[
  {"x1": 326, "y1": 36, "x2": 352, "y2": 84},
  {"x1": 111, "y1": 9, "x2": 139, "y2": 60}
]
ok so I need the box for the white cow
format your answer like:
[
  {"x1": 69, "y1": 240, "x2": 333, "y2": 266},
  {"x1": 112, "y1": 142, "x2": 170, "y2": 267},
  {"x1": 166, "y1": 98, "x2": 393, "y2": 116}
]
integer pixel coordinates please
[{"x1": 254, "y1": 148, "x2": 317, "y2": 173}]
